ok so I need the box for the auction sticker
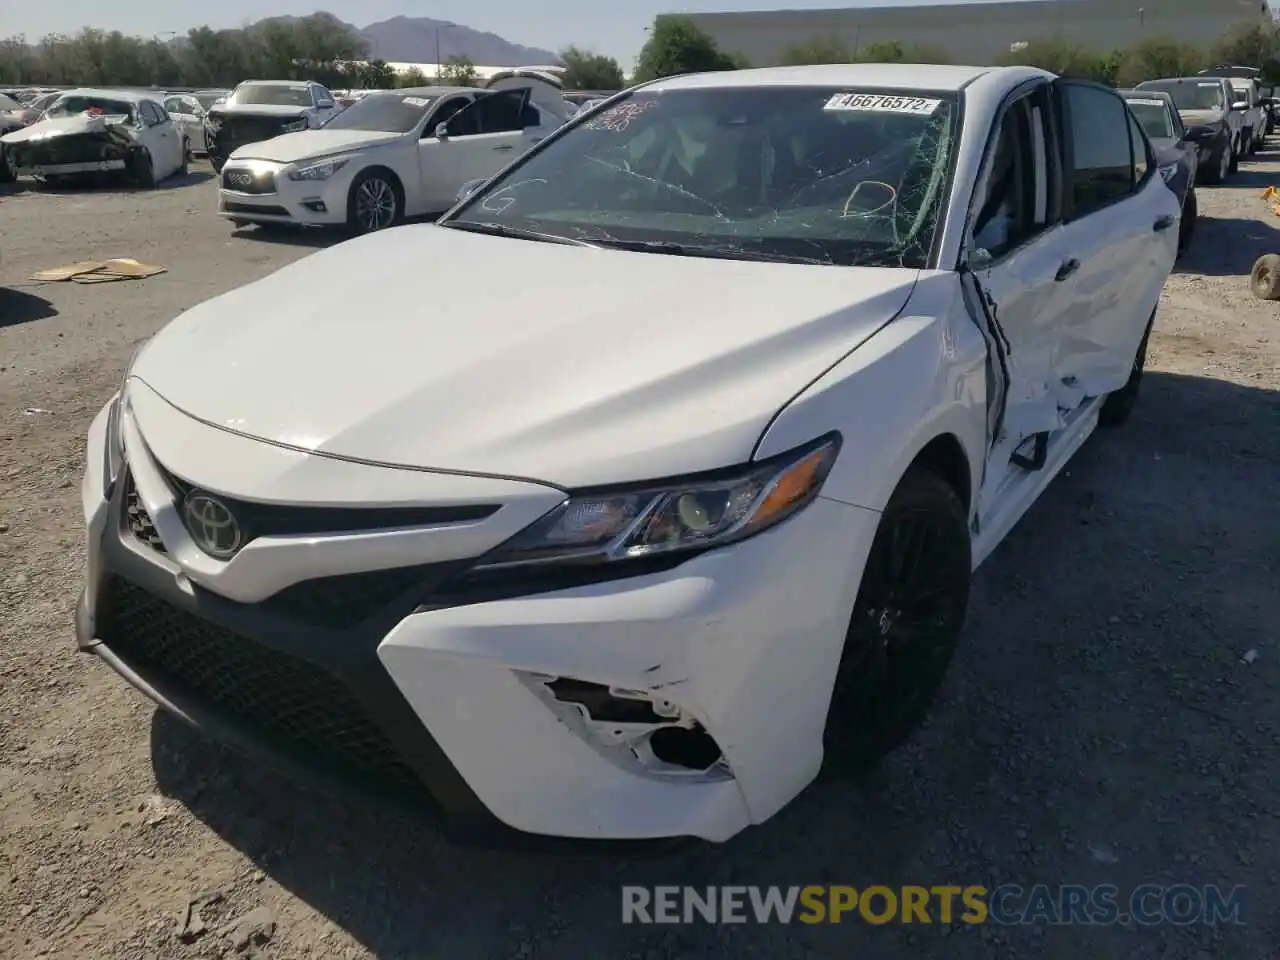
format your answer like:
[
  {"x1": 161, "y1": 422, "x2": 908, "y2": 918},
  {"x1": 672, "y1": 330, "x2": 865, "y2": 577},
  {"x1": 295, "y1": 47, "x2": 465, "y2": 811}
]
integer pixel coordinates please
[
  {"x1": 1126, "y1": 98, "x2": 1165, "y2": 107},
  {"x1": 403, "y1": 96, "x2": 431, "y2": 106},
  {"x1": 824, "y1": 93, "x2": 942, "y2": 115}
]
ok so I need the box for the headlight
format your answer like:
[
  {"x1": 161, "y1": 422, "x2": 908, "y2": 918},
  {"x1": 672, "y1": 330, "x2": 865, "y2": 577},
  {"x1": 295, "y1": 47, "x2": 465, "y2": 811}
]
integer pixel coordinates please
[
  {"x1": 103, "y1": 340, "x2": 149, "y2": 497},
  {"x1": 1158, "y1": 162, "x2": 1178, "y2": 183},
  {"x1": 288, "y1": 156, "x2": 349, "y2": 181},
  {"x1": 474, "y1": 435, "x2": 840, "y2": 570},
  {"x1": 282, "y1": 118, "x2": 308, "y2": 133},
  {"x1": 204, "y1": 115, "x2": 222, "y2": 133}
]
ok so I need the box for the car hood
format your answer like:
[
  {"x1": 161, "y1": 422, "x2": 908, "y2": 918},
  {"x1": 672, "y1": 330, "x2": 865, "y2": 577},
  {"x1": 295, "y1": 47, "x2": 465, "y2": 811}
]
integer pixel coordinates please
[
  {"x1": 132, "y1": 226, "x2": 920, "y2": 488},
  {"x1": 211, "y1": 102, "x2": 310, "y2": 118},
  {"x1": 1178, "y1": 108, "x2": 1227, "y2": 127},
  {"x1": 1, "y1": 113, "x2": 131, "y2": 144},
  {"x1": 230, "y1": 129, "x2": 402, "y2": 163}
]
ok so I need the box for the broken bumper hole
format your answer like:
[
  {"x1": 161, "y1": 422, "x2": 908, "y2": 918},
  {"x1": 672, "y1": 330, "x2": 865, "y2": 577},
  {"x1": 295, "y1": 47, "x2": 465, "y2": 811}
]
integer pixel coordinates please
[{"x1": 544, "y1": 677, "x2": 727, "y2": 775}]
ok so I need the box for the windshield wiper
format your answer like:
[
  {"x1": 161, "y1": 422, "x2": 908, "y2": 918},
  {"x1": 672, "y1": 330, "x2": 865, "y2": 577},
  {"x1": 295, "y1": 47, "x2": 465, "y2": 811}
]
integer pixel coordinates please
[
  {"x1": 590, "y1": 238, "x2": 832, "y2": 265},
  {"x1": 439, "y1": 220, "x2": 597, "y2": 247}
]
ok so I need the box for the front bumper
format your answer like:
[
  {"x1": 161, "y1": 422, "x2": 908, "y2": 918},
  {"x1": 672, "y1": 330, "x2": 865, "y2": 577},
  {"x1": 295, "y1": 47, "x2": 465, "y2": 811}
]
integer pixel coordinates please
[
  {"x1": 18, "y1": 158, "x2": 127, "y2": 177},
  {"x1": 217, "y1": 160, "x2": 351, "y2": 226},
  {"x1": 78, "y1": 393, "x2": 877, "y2": 844}
]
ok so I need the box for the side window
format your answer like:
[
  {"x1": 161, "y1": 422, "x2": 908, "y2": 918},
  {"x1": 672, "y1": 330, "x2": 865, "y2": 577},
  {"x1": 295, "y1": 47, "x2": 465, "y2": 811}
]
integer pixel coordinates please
[
  {"x1": 519, "y1": 102, "x2": 541, "y2": 129},
  {"x1": 1126, "y1": 112, "x2": 1150, "y2": 182},
  {"x1": 142, "y1": 102, "x2": 164, "y2": 126},
  {"x1": 1062, "y1": 83, "x2": 1135, "y2": 216},
  {"x1": 472, "y1": 91, "x2": 525, "y2": 134},
  {"x1": 430, "y1": 96, "x2": 475, "y2": 137},
  {"x1": 1170, "y1": 105, "x2": 1186, "y2": 139},
  {"x1": 970, "y1": 96, "x2": 1042, "y2": 260},
  {"x1": 164, "y1": 97, "x2": 181, "y2": 114}
]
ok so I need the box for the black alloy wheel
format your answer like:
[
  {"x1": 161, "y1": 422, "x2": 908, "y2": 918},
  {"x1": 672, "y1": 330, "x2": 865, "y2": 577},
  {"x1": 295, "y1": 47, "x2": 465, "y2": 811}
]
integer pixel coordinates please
[{"x1": 822, "y1": 468, "x2": 971, "y2": 774}]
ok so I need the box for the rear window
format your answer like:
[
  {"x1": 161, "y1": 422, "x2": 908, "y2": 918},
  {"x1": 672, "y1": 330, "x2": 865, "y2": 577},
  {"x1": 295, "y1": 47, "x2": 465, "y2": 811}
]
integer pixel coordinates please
[
  {"x1": 0, "y1": 94, "x2": 21, "y2": 111},
  {"x1": 47, "y1": 96, "x2": 136, "y2": 121},
  {"x1": 1125, "y1": 98, "x2": 1174, "y2": 139},
  {"x1": 1139, "y1": 80, "x2": 1225, "y2": 112}
]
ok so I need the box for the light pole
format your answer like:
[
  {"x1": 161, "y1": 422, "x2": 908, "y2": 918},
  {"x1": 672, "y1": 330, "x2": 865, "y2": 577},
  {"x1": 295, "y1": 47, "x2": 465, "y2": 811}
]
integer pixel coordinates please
[{"x1": 434, "y1": 24, "x2": 453, "y2": 80}]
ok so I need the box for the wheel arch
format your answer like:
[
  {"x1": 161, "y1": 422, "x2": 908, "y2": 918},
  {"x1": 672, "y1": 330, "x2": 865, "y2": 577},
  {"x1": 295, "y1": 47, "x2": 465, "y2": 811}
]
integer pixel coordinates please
[
  {"x1": 353, "y1": 164, "x2": 405, "y2": 203},
  {"x1": 906, "y1": 433, "x2": 972, "y2": 513}
]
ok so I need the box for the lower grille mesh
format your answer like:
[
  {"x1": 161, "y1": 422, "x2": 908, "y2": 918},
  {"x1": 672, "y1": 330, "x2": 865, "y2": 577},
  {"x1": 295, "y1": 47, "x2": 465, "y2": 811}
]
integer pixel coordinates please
[{"x1": 97, "y1": 576, "x2": 426, "y2": 794}]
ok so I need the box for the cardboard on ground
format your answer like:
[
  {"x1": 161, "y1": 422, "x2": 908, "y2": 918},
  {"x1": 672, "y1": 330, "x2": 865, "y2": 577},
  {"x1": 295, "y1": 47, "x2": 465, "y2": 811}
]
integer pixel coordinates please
[{"x1": 31, "y1": 258, "x2": 166, "y2": 284}]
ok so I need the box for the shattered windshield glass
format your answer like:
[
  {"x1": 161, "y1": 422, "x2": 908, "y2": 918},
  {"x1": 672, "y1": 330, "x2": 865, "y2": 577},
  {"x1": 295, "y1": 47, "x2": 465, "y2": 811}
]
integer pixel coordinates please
[
  {"x1": 47, "y1": 96, "x2": 136, "y2": 121},
  {"x1": 231, "y1": 83, "x2": 312, "y2": 108},
  {"x1": 448, "y1": 86, "x2": 960, "y2": 267}
]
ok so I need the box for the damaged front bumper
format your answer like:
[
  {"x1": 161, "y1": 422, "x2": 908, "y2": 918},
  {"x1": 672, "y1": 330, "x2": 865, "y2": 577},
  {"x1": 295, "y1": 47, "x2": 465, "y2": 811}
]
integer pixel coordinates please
[
  {"x1": 77, "y1": 398, "x2": 877, "y2": 846},
  {"x1": 4, "y1": 122, "x2": 134, "y2": 180}
]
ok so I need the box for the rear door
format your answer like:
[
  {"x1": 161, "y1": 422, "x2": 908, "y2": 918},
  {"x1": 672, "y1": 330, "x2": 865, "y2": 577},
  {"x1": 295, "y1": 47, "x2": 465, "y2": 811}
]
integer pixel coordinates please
[{"x1": 1052, "y1": 78, "x2": 1177, "y2": 397}]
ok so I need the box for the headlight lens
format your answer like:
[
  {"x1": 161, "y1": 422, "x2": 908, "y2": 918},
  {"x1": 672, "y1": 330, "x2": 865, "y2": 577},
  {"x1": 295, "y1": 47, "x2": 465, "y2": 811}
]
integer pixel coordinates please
[
  {"x1": 103, "y1": 340, "x2": 149, "y2": 497},
  {"x1": 1158, "y1": 162, "x2": 1178, "y2": 183},
  {"x1": 288, "y1": 156, "x2": 349, "y2": 181},
  {"x1": 282, "y1": 118, "x2": 308, "y2": 133},
  {"x1": 204, "y1": 115, "x2": 222, "y2": 133},
  {"x1": 474, "y1": 435, "x2": 840, "y2": 570}
]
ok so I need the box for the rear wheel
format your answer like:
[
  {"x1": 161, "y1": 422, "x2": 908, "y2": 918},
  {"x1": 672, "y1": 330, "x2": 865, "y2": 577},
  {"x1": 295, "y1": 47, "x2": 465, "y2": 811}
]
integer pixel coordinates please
[
  {"x1": 129, "y1": 147, "x2": 156, "y2": 188},
  {"x1": 1229, "y1": 136, "x2": 1240, "y2": 173},
  {"x1": 821, "y1": 468, "x2": 971, "y2": 775},
  {"x1": 0, "y1": 147, "x2": 14, "y2": 184},
  {"x1": 1099, "y1": 311, "x2": 1153, "y2": 428}
]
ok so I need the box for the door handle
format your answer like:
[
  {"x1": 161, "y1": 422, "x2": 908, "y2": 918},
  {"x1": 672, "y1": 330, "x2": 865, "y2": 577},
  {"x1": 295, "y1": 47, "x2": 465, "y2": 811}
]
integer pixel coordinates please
[
  {"x1": 493, "y1": 144, "x2": 515, "y2": 151},
  {"x1": 1054, "y1": 258, "x2": 1080, "y2": 282},
  {"x1": 1152, "y1": 214, "x2": 1176, "y2": 232}
]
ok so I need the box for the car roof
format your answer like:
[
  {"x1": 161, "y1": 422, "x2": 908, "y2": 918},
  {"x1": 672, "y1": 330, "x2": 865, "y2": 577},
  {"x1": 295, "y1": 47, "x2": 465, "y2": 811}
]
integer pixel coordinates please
[
  {"x1": 375, "y1": 85, "x2": 476, "y2": 98},
  {"x1": 1140, "y1": 76, "x2": 1228, "y2": 86},
  {"x1": 237, "y1": 80, "x2": 316, "y2": 88}
]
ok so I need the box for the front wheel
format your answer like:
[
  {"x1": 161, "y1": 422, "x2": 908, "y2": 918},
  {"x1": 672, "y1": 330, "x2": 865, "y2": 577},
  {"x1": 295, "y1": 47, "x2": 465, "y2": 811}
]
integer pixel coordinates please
[
  {"x1": 1229, "y1": 137, "x2": 1241, "y2": 173},
  {"x1": 347, "y1": 169, "x2": 402, "y2": 233},
  {"x1": 821, "y1": 467, "x2": 971, "y2": 775},
  {"x1": 129, "y1": 147, "x2": 156, "y2": 188},
  {"x1": 0, "y1": 147, "x2": 14, "y2": 184}
]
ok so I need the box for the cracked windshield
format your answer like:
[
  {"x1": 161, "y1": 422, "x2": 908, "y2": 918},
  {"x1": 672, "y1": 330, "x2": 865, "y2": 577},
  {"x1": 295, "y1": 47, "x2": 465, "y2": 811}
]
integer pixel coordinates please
[{"x1": 453, "y1": 87, "x2": 958, "y2": 267}]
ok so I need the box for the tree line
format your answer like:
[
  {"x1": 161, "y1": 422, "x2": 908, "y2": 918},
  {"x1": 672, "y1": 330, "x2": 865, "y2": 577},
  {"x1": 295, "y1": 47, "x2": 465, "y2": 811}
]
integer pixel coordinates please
[
  {"x1": 1, "y1": 12, "x2": 1277, "y2": 93},
  {"x1": 0, "y1": 13, "x2": 626, "y2": 91}
]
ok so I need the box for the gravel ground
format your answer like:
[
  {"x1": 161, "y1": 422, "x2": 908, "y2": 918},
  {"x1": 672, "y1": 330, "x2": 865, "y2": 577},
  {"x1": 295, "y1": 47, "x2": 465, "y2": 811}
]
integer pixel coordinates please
[{"x1": 1, "y1": 152, "x2": 1278, "y2": 960}]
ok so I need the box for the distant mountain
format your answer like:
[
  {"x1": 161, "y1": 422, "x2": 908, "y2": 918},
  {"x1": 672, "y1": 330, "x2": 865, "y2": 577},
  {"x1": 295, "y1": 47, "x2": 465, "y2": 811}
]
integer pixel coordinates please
[{"x1": 358, "y1": 15, "x2": 559, "y2": 66}]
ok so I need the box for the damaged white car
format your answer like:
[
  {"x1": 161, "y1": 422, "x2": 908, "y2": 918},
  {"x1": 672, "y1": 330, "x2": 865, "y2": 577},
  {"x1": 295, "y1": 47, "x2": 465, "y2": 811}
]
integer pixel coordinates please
[
  {"x1": 77, "y1": 64, "x2": 1177, "y2": 845},
  {"x1": 1, "y1": 88, "x2": 188, "y2": 187}
]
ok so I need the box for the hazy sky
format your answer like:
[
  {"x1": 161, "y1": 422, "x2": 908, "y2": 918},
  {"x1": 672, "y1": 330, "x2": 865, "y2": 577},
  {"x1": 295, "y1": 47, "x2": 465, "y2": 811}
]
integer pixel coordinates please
[{"x1": 1, "y1": 0, "x2": 1062, "y2": 67}]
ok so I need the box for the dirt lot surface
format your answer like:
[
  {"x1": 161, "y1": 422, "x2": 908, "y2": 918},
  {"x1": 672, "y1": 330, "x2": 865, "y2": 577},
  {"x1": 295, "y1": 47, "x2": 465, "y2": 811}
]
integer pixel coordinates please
[{"x1": 1, "y1": 151, "x2": 1278, "y2": 960}]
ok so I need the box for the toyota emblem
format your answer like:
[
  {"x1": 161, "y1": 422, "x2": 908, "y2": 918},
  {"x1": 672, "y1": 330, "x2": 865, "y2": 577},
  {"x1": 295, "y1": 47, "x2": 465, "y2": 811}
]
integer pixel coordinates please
[
  {"x1": 182, "y1": 492, "x2": 243, "y2": 559},
  {"x1": 229, "y1": 171, "x2": 252, "y2": 187}
]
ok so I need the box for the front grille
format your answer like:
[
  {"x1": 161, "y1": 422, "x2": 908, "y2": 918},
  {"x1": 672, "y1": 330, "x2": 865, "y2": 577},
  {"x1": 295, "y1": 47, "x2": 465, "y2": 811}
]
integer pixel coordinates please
[
  {"x1": 264, "y1": 564, "x2": 448, "y2": 628},
  {"x1": 123, "y1": 472, "x2": 166, "y2": 555},
  {"x1": 222, "y1": 115, "x2": 302, "y2": 143},
  {"x1": 221, "y1": 168, "x2": 276, "y2": 194},
  {"x1": 97, "y1": 576, "x2": 427, "y2": 794}
]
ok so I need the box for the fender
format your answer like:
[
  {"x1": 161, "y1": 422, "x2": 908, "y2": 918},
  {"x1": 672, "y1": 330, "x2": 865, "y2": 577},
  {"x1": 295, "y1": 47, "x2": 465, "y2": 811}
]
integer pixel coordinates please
[{"x1": 755, "y1": 272, "x2": 988, "y2": 520}]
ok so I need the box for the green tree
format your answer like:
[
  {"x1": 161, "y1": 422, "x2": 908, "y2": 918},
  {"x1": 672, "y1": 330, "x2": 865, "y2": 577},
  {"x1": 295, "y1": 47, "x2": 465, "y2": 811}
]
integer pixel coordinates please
[
  {"x1": 440, "y1": 54, "x2": 478, "y2": 86},
  {"x1": 559, "y1": 45, "x2": 624, "y2": 89},
  {"x1": 856, "y1": 40, "x2": 951, "y2": 64},
  {"x1": 997, "y1": 37, "x2": 1110, "y2": 81},
  {"x1": 1115, "y1": 36, "x2": 1206, "y2": 87},
  {"x1": 777, "y1": 36, "x2": 854, "y2": 65},
  {"x1": 397, "y1": 66, "x2": 430, "y2": 88},
  {"x1": 1210, "y1": 22, "x2": 1280, "y2": 69},
  {"x1": 633, "y1": 15, "x2": 744, "y2": 82}
]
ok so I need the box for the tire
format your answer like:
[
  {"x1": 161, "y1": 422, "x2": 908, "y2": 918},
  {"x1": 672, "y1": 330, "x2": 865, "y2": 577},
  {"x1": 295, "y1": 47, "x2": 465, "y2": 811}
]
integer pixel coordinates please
[
  {"x1": 1241, "y1": 127, "x2": 1253, "y2": 157},
  {"x1": 1249, "y1": 254, "x2": 1280, "y2": 300},
  {"x1": 1201, "y1": 141, "x2": 1229, "y2": 185},
  {"x1": 347, "y1": 169, "x2": 402, "y2": 233},
  {"x1": 0, "y1": 147, "x2": 14, "y2": 184},
  {"x1": 821, "y1": 467, "x2": 971, "y2": 775},
  {"x1": 1177, "y1": 189, "x2": 1197, "y2": 256},
  {"x1": 129, "y1": 147, "x2": 156, "y2": 188},
  {"x1": 210, "y1": 155, "x2": 225, "y2": 174},
  {"x1": 1229, "y1": 136, "x2": 1240, "y2": 173},
  {"x1": 179, "y1": 139, "x2": 190, "y2": 176},
  {"x1": 1099, "y1": 310, "x2": 1154, "y2": 428}
]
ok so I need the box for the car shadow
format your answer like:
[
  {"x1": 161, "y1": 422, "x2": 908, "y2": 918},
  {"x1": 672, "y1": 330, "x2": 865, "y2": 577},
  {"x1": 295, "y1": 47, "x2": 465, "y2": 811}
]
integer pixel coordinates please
[
  {"x1": 0, "y1": 287, "x2": 57, "y2": 327},
  {"x1": 229, "y1": 224, "x2": 344, "y2": 249},
  {"x1": 1217, "y1": 164, "x2": 1280, "y2": 190},
  {"x1": 1175, "y1": 215, "x2": 1280, "y2": 277},
  {"x1": 159, "y1": 170, "x2": 215, "y2": 189},
  {"x1": 0, "y1": 178, "x2": 33, "y2": 197},
  {"x1": 147, "y1": 372, "x2": 1280, "y2": 959}
]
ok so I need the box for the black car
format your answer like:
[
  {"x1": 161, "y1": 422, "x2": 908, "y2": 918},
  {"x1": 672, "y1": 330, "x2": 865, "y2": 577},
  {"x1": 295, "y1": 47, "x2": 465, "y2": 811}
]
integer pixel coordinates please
[{"x1": 1121, "y1": 89, "x2": 1202, "y2": 255}]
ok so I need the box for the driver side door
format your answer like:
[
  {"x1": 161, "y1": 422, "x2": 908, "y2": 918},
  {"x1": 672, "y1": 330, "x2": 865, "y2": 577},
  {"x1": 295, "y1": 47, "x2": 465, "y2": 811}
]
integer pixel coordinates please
[
  {"x1": 417, "y1": 90, "x2": 531, "y2": 211},
  {"x1": 415, "y1": 94, "x2": 479, "y2": 212},
  {"x1": 138, "y1": 101, "x2": 182, "y2": 179}
]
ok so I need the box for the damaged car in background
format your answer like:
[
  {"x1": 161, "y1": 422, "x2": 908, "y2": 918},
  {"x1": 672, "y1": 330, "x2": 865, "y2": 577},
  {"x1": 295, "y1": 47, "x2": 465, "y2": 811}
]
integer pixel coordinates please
[
  {"x1": 205, "y1": 80, "x2": 341, "y2": 173},
  {"x1": 1, "y1": 88, "x2": 189, "y2": 187},
  {"x1": 77, "y1": 64, "x2": 1178, "y2": 845}
]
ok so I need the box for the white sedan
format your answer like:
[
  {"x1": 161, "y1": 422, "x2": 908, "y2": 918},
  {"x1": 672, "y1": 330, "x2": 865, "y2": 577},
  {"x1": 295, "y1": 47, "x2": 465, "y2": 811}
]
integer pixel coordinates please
[
  {"x1": 78, "y1": 63, "x2": 1177, "y2": 844},
  {"x1": 216, "y1": 75, "x2": 569, "y2": 233}
]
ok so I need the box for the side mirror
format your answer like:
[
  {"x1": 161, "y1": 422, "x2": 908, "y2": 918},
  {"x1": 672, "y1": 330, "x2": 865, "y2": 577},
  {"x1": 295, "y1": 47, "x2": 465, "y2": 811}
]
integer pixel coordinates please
[
  {"x1": 1232, "y1": 100, "x2": 1249, "y2": 111},
  {"x1": 1184, "y1": 124, "x2": 1216, "y2": 141},
  {"x1": 435, "y1": 122, "x2": 450, "y2": 140},
  {"x1": 456, "y1": 177, "x2": 486, "y2": 202}
]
